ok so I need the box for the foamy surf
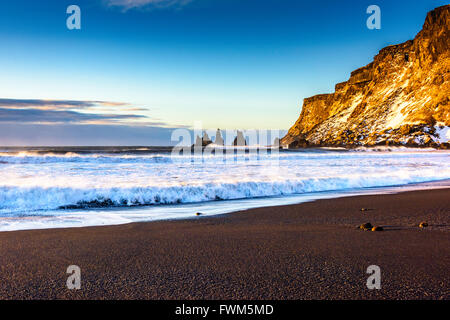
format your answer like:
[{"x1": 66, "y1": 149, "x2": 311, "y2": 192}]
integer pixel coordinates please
[{"x1": 0, "y1": 147, "x2": 449, "y2": 231}]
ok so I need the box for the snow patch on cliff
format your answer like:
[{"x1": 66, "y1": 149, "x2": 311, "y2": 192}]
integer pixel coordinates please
[
  {"x1": 385, "y1": 101, "x2": 409, "y2": 129},
  {"x1": 433, "y1": 126, "x2": 450, "y2": 143},
  {"x1": 335, "y1": 94, "x2": 364, "y2": 124}
]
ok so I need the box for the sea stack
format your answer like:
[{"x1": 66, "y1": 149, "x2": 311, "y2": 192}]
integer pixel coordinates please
[
  {"x1": 233, "y1": 130, "x2": 248, "y2": 146},
  {"x1": 273, "y1": 137, "x2": 280, "y2": 147},
  {"x1": 193, "y1": 132, "x2": 213, "y2": 147},
  {"x1": 202, "y1": 132, "x2": 212, "y2": 145},
  {"x1": 215, "y1": 129, "x2": 224, "y2": 145}
]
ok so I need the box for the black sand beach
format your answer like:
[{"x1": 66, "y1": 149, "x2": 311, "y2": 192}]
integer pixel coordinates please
[{"x1": 0, "y1": 188, "x2": 449, "y2": 300}]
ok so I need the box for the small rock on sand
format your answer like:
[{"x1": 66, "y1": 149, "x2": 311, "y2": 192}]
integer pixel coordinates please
[{"x1": 359, "y1": 222, "x2": 373, "y2": 230}]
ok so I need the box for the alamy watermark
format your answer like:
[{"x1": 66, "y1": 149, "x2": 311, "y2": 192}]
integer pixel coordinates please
[
  {"x1": 366, "y1": 265, "x2": 381, "y2": 290},
  {"x1": 366, "y1": 5, "x2": 381, "y2": 30},
  {"x1": 170, "y1": 123, "x2": 282, "y2": 165},
  {"x1": 66, "y1": 265, "x2": 81, "y2": 290},
  {"x1": 66, "y1": 5, "x2": 81, "y2": 30}
]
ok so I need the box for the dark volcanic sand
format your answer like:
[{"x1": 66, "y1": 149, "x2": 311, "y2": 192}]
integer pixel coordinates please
[{"x1": 0, "y1": 188, "x2": 449, "y2": 300}]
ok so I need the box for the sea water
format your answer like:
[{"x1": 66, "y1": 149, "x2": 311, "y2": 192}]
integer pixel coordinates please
[{"x1": 0, "y1": 146, "x2": 449, "y2": 231}]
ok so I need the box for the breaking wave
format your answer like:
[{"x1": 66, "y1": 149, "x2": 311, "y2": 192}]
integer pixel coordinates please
[{"x1": 1, "y1": 170, "x2": 449, "y2": 214}]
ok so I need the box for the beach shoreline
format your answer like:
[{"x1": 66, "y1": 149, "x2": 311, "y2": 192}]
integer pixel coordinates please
[
  {"x1": 2, "y1": 179, "x2": 450, "y2": 232},
  {"x1": 0, "y1": 187, "x2": 449, "y2": 300}
]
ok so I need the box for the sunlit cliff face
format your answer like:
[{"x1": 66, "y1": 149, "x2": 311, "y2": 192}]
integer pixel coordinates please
[{"x1": 282, "y1": 5, "x2": 450, "y2": 148}]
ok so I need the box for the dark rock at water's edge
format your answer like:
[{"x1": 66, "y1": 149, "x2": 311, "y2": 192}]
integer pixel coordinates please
[
  {"x1": 286, "y1": 135, "x2": 309, "y2": 149},
  {"x1": 281, "y1": 5, "x2": 450, "y2": 149},
  {"x1": 60, "y1": 199, "x2": 125, "y2": 209}
]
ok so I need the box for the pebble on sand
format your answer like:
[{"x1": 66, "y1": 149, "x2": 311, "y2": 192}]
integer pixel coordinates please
[
  {"x1": 371, "y1": 226, "x2": 384, "y2": 232},
  {"x1": 359, "y1": 222, "x2": 373, "y2": 230},
  {"x1": 419, "y1": 222, "x2": 429, "y2": 228}
]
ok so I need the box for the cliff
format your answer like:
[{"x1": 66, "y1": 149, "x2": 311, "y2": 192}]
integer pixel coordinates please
[{"x1": 281, "y1": 5, "x2": 450, "y2": 148}]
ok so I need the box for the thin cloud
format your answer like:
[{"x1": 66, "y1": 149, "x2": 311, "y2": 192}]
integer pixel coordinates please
[
  {"x1": 0, "y1": 108, "x2": 146, "y2": 124},
  {"x1": 0, "y1": 99, "x2": 127, "y2": 110},
  {"x1": 105, "y1": 0, "x2": 193, "y2": 11},
  {"x1": 0, "y1": 98, "x2": 173, "y2": 127}
]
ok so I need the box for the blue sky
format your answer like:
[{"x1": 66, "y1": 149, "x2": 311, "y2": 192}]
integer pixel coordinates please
[{"x1": 0, "y1": 0, "x2": 447, "y2": 145}]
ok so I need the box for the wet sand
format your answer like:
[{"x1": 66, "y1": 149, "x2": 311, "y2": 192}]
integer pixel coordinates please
[{"x1": 0, "y1": 188, "x2": 449, "y2": 300}]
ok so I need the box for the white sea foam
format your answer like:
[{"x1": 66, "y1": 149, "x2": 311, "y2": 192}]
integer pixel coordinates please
[
  {"x1": 0, "y1": 148, "x2": 449, "y2": 231},
  {"x1": 0, "y1": 172, "x2": 447, "y2": 213}
]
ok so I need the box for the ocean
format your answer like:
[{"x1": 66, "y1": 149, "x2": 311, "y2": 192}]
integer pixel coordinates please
[{"x1": 1, "y1": 146, "x2": 449, "y2": 231}]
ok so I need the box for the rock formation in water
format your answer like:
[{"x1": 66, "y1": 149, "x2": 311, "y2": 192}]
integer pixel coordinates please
[
  {"x1": 193, "y1": 132, "x2": 213, "y2": 147},
  {"x1": 202, "y1": 132, "x2": 212, "y2": 145},
  {"x1": 273, "y1": 137, "x2": 280, "y2": 147},
  {"x1": 281, "y1": 5, "x2": 450, "y2": 148},
  {"x1": 215, "y1": 129, "x2": 224, "y2": 145},
  {"x1": 233, "y1": 130, "x2": 248, "y2": 146}
]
